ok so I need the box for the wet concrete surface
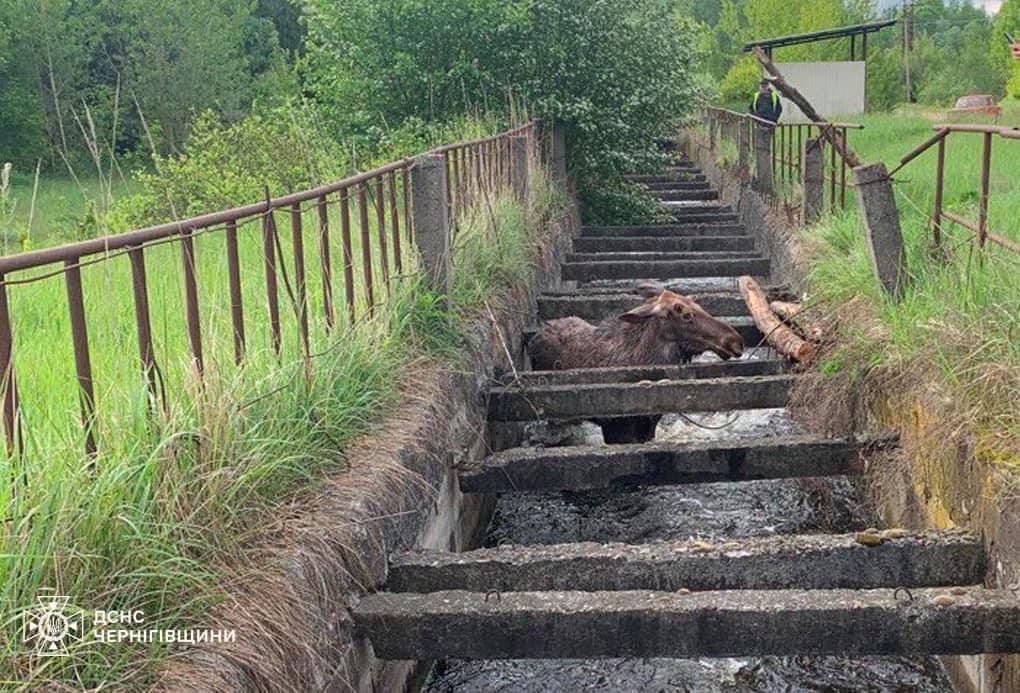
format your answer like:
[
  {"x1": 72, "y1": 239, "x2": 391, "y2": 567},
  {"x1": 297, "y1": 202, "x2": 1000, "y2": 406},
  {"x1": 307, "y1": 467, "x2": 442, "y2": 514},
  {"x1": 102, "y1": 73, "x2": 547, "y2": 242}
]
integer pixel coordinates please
[
  {"x1": 424, "y1": 404, "x2": 955, "y2": 691},
  {"x1": 425, "y1": 655, "x2": 952, "y2": 692}
]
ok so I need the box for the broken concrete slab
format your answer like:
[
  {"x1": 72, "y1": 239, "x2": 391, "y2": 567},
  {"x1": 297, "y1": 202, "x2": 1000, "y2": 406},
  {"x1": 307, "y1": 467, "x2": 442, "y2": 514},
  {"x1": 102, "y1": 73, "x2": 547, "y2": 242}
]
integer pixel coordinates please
[
  {"x1": 487, "y1": 374, "x2": 795, "y2": 421},
  {"x1": 581, "y1": 224, "x2": 746, "y2": 238},
  {"x1": 499, "y1": 359, "x2": 789, "y2": 387},
  {"x1": 355, "y1": 587, "x2": 1020, "y2": 660},
  {"x1": 458, "y1": 433, "x2": 873, "y2": 493},
  {"x1": 562, "y1": 257, "x2": 770, "y2": 281},
  {"x1": 387, "y1": 529, "x2": 983, "y2": 593},
  {"x1": 572, "y1": 236, "x2": 756, "y2": 253}
]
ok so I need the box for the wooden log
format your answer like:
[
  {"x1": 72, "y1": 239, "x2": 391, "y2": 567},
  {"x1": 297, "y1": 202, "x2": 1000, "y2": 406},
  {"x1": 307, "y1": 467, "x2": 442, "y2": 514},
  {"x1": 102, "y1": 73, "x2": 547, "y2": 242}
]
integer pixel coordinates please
[
  {"x1": 751, "y1": 47, "x2": 861, "y2": 169},
  {"x1": 770, "y1": 301, "x2": 823, "y2": 342},
  {"x1": 740, "y1": 276, "x2": 815, "y2": 362}
]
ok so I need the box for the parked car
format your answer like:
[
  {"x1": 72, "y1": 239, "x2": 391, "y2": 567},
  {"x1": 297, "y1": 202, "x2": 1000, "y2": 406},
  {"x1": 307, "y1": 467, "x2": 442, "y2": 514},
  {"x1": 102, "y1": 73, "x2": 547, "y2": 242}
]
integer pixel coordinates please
[{"x1": 950, "y1": 94, "x2": 1002, "y2": 119}]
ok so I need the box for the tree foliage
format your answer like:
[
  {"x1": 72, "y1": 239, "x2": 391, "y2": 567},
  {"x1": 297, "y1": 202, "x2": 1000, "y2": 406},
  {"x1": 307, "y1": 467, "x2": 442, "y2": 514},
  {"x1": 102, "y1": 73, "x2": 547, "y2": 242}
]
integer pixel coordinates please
[
  {"x1": 303, "y1": 0, "x2": 704, "y2": 182},
  {"x1": 1, "y1": 0, "x2": 298, "y2": 167}
]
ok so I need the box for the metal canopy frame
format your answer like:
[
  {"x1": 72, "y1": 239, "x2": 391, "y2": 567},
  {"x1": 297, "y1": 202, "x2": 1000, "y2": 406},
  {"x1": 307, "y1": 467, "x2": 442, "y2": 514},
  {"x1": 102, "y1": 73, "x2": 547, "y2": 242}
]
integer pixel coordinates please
[{"x1": 743, "y1": 19, "x2": 897, "y2": 61}]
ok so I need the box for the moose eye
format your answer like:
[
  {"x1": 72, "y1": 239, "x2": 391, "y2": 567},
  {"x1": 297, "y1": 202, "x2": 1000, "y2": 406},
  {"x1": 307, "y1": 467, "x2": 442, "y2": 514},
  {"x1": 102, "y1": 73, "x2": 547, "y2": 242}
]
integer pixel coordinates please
[{"x1": 674, "y1": 305, "x2": 694, "y2": 321}]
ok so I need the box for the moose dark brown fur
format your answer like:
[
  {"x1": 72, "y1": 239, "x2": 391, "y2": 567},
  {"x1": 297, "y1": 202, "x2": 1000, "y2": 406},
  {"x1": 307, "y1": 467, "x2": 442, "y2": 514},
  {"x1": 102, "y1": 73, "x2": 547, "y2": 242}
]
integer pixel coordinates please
[{"x1": 528, "y1": 285, "x2": 743, "y2": 444}]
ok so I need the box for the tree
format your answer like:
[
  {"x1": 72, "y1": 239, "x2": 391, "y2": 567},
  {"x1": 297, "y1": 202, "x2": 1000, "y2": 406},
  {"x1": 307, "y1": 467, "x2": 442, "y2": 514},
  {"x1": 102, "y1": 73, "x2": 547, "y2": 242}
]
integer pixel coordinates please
[
  {"x1": 303, "y1": 0, "x2": 703, "y2": 179},
  {"x1": 994, "y1": 0, "x2": 1020, "y2": 98}
]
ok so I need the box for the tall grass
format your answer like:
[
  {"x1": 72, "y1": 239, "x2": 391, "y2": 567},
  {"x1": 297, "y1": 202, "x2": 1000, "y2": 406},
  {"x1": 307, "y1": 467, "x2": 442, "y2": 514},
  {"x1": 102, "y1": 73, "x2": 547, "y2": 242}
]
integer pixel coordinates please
[
  {"x1": 800, "y1": 109, "x2": 1020, "y2": 460},
  {"x1": 0, "y1": 142, "x2": 564, "y2": 687}
]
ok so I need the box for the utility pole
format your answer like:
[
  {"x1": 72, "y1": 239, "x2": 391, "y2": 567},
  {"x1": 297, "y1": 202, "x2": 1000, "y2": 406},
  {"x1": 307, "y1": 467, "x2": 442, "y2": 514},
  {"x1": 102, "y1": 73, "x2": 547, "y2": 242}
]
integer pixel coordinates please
[{"x1": 903, "y1": 0, "x2": 913, "y2": 103}]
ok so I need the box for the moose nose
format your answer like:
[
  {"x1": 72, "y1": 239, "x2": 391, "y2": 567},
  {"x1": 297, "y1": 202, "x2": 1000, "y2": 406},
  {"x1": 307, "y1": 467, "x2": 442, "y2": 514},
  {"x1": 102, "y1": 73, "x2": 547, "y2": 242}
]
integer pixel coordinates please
[{"x1": 721, "y1": 334, "x2": 744, "y2": 360}]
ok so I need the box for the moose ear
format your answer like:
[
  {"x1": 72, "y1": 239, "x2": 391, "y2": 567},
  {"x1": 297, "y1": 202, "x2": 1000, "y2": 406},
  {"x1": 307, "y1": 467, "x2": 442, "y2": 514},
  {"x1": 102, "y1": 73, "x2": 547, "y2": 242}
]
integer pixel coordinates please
[
  {"x1": 635, "y1": 282, "x2": 664, "y2": 300},
  {"x1": 619, "y1": 303, "x2": 660, "y2": 324}
]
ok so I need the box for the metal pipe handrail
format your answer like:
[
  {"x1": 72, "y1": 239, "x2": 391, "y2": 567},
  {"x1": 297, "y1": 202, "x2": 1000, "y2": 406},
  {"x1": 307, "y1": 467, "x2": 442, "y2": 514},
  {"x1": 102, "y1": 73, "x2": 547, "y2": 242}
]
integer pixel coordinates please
[
  {"x1": 0, "y1": 123, "x2": 534, "y2": 276},
  {"x1": 891, "y1": 123, "x2": 1020, "y2": 255}
]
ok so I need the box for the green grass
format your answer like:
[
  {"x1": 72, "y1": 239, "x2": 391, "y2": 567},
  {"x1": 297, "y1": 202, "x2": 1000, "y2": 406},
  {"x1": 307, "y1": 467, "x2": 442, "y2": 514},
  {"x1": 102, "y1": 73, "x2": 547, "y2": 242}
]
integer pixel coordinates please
[
  {"x1": 1, "y1": 170, "x2": 142, "y2": 252},
  {"x1": 0, "y1": 143, "x2": 564, "y2": 688},
  {"x1": 799, "y1": 107, "x2": 1020, "y2": 462}
]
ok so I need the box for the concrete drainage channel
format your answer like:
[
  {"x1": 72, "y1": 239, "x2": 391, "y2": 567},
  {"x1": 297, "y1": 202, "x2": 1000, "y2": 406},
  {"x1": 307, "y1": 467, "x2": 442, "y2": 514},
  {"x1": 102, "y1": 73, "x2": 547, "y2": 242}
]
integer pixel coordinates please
[{"x1": 354, "y1": 159, "x2": 1019, "y2": 691}]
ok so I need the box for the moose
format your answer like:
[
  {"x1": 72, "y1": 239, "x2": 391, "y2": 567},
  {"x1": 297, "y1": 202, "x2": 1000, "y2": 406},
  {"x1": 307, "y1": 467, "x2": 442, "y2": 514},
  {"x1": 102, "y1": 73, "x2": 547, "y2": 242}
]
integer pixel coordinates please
[{"x1": 528, "y1": 284, "x2": 743, "y2": 444}]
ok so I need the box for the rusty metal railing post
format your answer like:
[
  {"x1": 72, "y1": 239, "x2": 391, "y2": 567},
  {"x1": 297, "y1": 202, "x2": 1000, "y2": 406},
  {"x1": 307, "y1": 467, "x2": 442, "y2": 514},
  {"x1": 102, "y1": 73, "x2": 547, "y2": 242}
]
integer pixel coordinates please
[
  {"x1": 339, "y1": 189, "x2": 356, "y2": 323},
  {"x1": 64, "y1": 259, "x2": 97, "y2": 457},
  {"x1": 388, "y1": 172, "x2": 403, "y2": 275},
  {"x1": 224, "y1": 220, "x2": 245, "y2": 363},
  {"x1": 290, "y1": 203, "x2": 310, "y2": 362},
  {"x1": 357, "y1": 183, "x2": 375, "y2": 314},
  {"x1": 374, "y1": 177, "x2": 390, "y2": 295},
  {"x1": 978, "y1": 132, "x2": 992, "y2": 248},
  {"x1": 932, "y1": 137, "x2": 946, "y2": 250},
  {"x1": 128, "y1": 247, "x2": 160, "y2": 407},
  {"x1": 316, "y1": 195, "x2": 335, "y2": 331},
  {"x1": 180, "y1": 228, "x2": 204, "y2": 377},
  {"x1": 0, "y1": 277, "x2": 21, "y2": 459},
  {"x1": 261, "y1": 197, "x2": 282, "y2": 355}
]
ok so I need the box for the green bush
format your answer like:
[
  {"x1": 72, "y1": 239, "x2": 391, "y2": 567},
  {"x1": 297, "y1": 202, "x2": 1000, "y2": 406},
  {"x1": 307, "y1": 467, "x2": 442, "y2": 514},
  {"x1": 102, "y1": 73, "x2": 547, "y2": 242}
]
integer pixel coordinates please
[
  {"x1": 304, "y1": 0, "x2": 704, "y2": 222},
  {"x1": 110, "y1": 105, "x2": 347, "y2": 229}
]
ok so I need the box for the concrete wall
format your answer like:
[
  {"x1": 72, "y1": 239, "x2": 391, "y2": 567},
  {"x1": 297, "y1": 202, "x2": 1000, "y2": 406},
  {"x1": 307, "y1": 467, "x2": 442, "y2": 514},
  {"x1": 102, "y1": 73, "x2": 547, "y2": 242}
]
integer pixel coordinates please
[{"x1": 773, "y1": 61, "x2": 866, "y2": 120}]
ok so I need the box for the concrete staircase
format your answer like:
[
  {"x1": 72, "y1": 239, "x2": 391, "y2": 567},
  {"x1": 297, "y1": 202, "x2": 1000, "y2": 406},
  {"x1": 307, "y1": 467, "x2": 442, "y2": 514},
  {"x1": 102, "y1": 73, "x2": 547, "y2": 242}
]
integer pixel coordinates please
[{"x1": 354, "y1": 156, "x2": 1019, "y2": 663}]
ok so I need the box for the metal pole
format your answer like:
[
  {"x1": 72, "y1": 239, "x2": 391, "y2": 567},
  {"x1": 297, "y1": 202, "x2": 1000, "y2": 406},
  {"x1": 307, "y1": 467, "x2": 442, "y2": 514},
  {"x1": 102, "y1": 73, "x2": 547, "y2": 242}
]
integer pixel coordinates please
[{"x1": 932, "y1": 137, "x2": 946, "y2": 250}]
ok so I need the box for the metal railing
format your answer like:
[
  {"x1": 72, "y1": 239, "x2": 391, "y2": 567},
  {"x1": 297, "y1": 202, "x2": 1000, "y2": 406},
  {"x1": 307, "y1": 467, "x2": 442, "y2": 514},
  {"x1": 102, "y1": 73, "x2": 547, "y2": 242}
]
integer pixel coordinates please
[
  {"x1": 0, "y1": 122, "x2": 535, "y2": 459},
  {"x1": 702, "y1": 107, "x2": 863, "y2": 213},
  {"x1": 889, "y1": 123, "x2": 1020, "y2": 255}
]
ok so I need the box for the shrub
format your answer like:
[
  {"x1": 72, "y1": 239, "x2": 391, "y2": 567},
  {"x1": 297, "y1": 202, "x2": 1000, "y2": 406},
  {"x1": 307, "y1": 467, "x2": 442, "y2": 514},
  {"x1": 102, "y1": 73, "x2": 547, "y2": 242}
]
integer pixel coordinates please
[{"x1": 110, "y1": 104, "x2": 347, "y2": 229}]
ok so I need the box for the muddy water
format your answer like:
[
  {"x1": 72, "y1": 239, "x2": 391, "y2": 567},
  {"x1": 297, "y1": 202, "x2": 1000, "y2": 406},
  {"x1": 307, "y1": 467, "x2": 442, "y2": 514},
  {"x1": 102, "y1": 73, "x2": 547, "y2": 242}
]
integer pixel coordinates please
[{"x1": 425, "y1": 368, "x2": 954, "y2": 691}]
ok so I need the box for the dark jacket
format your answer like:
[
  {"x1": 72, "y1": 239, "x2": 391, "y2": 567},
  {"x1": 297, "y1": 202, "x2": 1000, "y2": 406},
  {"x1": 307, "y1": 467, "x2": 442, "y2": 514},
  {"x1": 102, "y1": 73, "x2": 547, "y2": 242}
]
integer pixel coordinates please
[{"x1": 750, "y1": 90, "x2": 782, "y2": 122}]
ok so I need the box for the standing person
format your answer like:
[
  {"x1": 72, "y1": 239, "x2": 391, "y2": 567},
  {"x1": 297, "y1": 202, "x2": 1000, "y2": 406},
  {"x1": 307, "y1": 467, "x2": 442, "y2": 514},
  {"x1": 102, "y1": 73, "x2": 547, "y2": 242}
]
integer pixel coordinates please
[{"x1": 750, "y1": 79, "x2": 782, "y2": 123}]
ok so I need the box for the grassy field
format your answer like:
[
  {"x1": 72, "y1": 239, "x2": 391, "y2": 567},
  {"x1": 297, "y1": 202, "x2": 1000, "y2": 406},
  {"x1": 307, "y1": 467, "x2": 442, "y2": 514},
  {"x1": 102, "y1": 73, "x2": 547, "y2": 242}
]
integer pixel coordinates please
[
  {"x1": 0, "y1": 136, "x2": 563, "y2": 687},
  {"x1": 797, "y1": 104, "x2": 1020, "y2": 463},
  {"x1": 1, "y1": 169, "x2": 142, "y2": 252}
]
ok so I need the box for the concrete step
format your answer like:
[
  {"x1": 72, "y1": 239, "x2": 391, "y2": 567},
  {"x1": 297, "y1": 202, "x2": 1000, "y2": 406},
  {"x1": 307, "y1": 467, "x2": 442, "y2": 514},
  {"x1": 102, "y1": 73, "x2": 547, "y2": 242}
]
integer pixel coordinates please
[
  {"x1": 488, "y1": 373, "x2": 794, "y2": 421},
  {"x1": 666, "y1": 212, "x2": 740, "y2": 224},
  {"x1": 656, "y1": 190, "x2": 718, "y2": 202},
  {"x1": 576, "y1": 277, "x2": 770, "y2": 294},
  {"x1": 459, "y1": 433, "x2": 876, "y2": 493},
  {"x1": 573, "y1": 236, "x2": 756, "y2": 253},
  {"x1": 581, "y1": 225, "x2": 746, "y2": 238},
  {"x1": 522, "y1": 315, "x2": 762, "y2": 350},
  {"x1": 387, "y1": 529, "x2": 980, "y2": 593},
  {"x1": 640, "y1": 181, "x2": 712, "y2": 192},
  {"x1": 567, "y1": 251, "x2": 759, "y2": 264},
  {"x1": 537, "y1": 290, "x2": 765, "y2": 321},
  {"x1": 541, "y1": 283, "x2": 792, "y2": 298},
  {"x1": 628, "y1": 174, "x2": 707, "y2": 184},
  {"x1": 666, "y1": 202, "x2": 732, "y2": 216},
  {"x1": 561, "y1": 257, "x2": 770, "y2": 281},
  {"x1": 498, "y1": 358, "x2": 789, "y2": 388},
  {"x1": 355, "y1": 586, "x2": 1020, "y2": 660}
]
